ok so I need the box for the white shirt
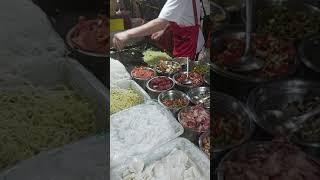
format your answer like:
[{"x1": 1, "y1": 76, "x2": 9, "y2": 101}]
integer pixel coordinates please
[{"x1": 158, "y1": 0, "x2": 205, "y2": 53}]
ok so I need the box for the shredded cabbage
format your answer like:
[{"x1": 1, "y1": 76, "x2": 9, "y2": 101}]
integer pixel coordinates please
[
  {"x1": 0, "y1": 85, "x2": 96, "y2": 169},
  {"x1": 110, "y1": 88, "x2": 143, "y2": 114},
  {"x1": 143, "y1": 49, "x2": 171, "y2": 66}
]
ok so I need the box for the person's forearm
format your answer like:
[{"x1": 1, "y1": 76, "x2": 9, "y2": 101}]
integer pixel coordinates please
[{"x1": 126, "y1": 18, "x2": 169, "y2": 38}]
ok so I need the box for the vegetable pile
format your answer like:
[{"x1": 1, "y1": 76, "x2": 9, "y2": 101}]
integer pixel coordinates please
[
  {"x1": 179, "y1": 105, "x2": 210, "y2": 132},
  {"x1": 143, "y1": 49, "x2": 171, "y2": 66},
  {"x1": 0, "y1": 85, "x2": 96, "y2": 169},
  {"x1": 131, "y1": 66, "x2": 155, "y2": 80},
  {"x1": 192, "y1": 64, "x2": 209, "y2": 75},
  {"x1": 222, "y1": 140, "x2": 320, "y2": 180},
  {"x1": 149, "y1": 77, "x2": 173, "y2": 91},
  {"x1": 257, "y1": 6, "x2": 320, "y2": 40},
  {"x1": 213, "y1": 113, "x2": 245, "y2": 151},
  {"x1": 111, "y1": 88, "x2": 143, "y2": 114},
  {"x1": 156, "y1": 60, "x2": 181, "y2": 74}
]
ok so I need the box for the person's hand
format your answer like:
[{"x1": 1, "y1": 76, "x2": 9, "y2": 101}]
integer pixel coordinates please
[
  {"x1": 151, "y1": 30, "x2": 165, "y2": 41},
  {"x1": 113, "y1": 31, "x2": 130, "y2": 50}
]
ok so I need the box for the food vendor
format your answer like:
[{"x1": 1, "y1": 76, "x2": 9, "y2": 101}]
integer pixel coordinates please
[{"x1": 112, "y1": 0, "x2": 205, "y2": 60}]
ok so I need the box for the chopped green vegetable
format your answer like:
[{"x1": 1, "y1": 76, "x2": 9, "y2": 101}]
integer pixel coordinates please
[
  {"x1": 110, "y1": 88, "x2": 143, "y2": 114},
  {"x1": 143, "y1": 49, "x2": 171, "y2": 66}
]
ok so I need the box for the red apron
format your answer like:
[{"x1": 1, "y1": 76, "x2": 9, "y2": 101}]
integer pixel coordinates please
[
  {"x1": 169, "y1": 0, "x2": 200, "y2": 60},
  {"x1": 150, "y1": 0, "x2": 200, "y2": 60}
]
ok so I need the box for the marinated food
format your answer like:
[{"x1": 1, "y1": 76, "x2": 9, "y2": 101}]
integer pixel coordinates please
[
  {"x1": 212, "y1": 35, "x2": 296, "y2": 78},
  {"x1": 179, "y1": 105, "x2": 210, "y2": 132},
  {"x1": 131, "y1": 66, "x2": 156, "y2": 80},
  {"x1": 111, "y1": 88, "x2": 143, "y2": 114},
  {"x1": 222, "y1": 140, "x2": 320, "y2": 180},
  {"x1": 149, "y1": 77, "x2": 173, "y2": 91},
  {"x1": 71, "y1": 15, "x2": 108, "y2": 54},
  {"x1": 175, "y1": 72, "x2": 203, "y2": 86}
]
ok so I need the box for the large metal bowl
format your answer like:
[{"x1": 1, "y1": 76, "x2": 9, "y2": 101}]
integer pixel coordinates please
[
  {"x1": 247, "y1": 79, "x2": 320, "y2": 148},
  {"x1": 240, "y1": 0, "x2": 320, "y2": 41},
  {"x1": 216, "y1": 141, "x2": 320, "y2": 180},
  {"x1": 210, "y1": 27, "x2": 298, "y2": 83},
  {"x1": 158, "y1": 90, "x2": 190, "y2": 114},
  {"x1": 299, "y1": 34, "x2": 320, "y2": 73},
  {"x1": 213, "y1": 91, "x2": 254, "y2": 153}
]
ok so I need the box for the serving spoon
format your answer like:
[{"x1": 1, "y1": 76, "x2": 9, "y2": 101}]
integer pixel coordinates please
[
  {"x1": 263, "y1": 105, "x2": 320, "y2": 135},
  {"x1": 230, "y1": 0, "x2": 265, "y2": 72},
  {"x1": 182, "y1": 58, "x2": 193, "y2": 85}
]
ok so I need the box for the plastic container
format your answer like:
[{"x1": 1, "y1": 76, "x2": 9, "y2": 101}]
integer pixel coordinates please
[
  {"x1": 110, "y1": 101, "x2": 184, "y2": 168},
  {"x1": 111, "y1": 138, "x2": 210, "y2": 180}
]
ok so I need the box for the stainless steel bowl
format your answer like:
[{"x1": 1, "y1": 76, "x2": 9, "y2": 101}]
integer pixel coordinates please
[
  {"x1": 199, "y1": 131, "x2": 210, "y2": 158},
  {"x1": 213, "y1": 91, "x2": 254, "y2": 153},
  {"x1": 187, "y1": 87, "x2": 210, "y2": 109},
  {"x1": 240, "y1": 0, "x2": 320, "y2": 41},
  {"x1": 210, "y1": 27, "x2": 298, "y2": 83},
  {"x1": 216, "y1": 141, "x2": 320, "y2": 180},
  {"x1": 155, "y1": 60, "x2": 182, "y2": 77},
  {"x1": 173, "y1": 71, "x2": 204, "y2": 92},
  {"x1": 172, "y1": 57, "x2": 190, "y2": 71},
  {"x1": 299, "y1": 34, "x2": 320, "y2": 73},
  {"x1": 247, "y1": 80, "x2": 320, "y2": 148},
  {"x1": 130, "y1": 67, "x2": 156, "y2": 90},
  {"x1": 158, "y1": 90, "x2": 190, "y2": 114},
  {"x1": 146, "y1": 76, "x2": 175, "y2": 99},
  {"x1": 191, "y1": 61, "x2": 210, "y2": 75}
]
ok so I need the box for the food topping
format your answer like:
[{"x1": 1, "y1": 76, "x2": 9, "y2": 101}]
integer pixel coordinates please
[
  {"x1": 156, "y1": 60, "x2": 181, "y2": 74},
  {"x1": 192, "y1": 64, "x2": 210, "y2": 75},
  {"x1": 131, "y1": 67, "x2": 156, "y2": 80},
  {"x1": 143, "y1": 49, "x2": 171, "y2": 66},
  {"x1": 71, "y1": 15, "x2": 108, "y2": 54},
  {"x1": 212, "y1": 35, "x2": 296, "y2": 78},
  {"x1": 149, "y1": 77, "x2": 173, "y2": 91},
  {"x1": 213, "y1": 113, "x2": 245, "y2": 150},
  {"x1": 175, "y1": 72, "x2": 203, "y2": 86},
  {"x1": 222, "y1": 140, "x2": 320, "y2": 180},
  {"x1": 179, "y1": 105, "x2": 210, "y2": 132},
  {"x1": 111, "y1": 88, "x2": 143, "y2": 114},
  {"x1": 162, "y1": 98, "x2": 188, "y2": 109},
  {"x1": 201, "y1": 133, "x2": 210, "y2": 158}
]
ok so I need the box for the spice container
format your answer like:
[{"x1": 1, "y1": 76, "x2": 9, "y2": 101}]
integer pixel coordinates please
[
  {"x1": 158, "y1": 90, "x2": 190, "y2": 114},
  {"x1": 146, "y1": 76, "x2": 175, "y2": 99}
]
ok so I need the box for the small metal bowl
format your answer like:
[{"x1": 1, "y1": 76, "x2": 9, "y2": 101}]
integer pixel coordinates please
[
  {"x1": 199, "y1": 131, "x2": 210, "y2": 158},
  {"x1": 146, "y1": 76, "x2": 175, "y2": 99},
  {"x1": 158, "y1": 90, "x2": 190, "y2": 114},
  {"x1": 155, "y1": 60, "x2": 182, "y2": 77},
  {"x1": 187, "y1": 87, "x2": 210, "y2": 109},
  {"x1": 173, "y1": 71, "x2": 204, "y2": 92},
  {"x1": 130, "y1": 67, "x2": 156, "y2": 89}
]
